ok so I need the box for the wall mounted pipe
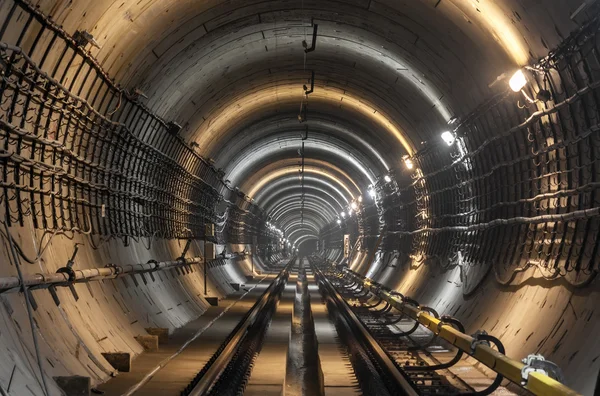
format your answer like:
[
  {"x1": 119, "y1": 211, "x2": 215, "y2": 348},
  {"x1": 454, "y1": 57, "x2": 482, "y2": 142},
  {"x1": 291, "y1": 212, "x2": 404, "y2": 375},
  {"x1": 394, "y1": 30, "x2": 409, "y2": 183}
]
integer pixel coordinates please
[
  {"x1": 0, "y1": 256, "x2": 205, "y2": 294},
  {"x1": 339, "y1": 268, "x2": 581, "y2": 396}
]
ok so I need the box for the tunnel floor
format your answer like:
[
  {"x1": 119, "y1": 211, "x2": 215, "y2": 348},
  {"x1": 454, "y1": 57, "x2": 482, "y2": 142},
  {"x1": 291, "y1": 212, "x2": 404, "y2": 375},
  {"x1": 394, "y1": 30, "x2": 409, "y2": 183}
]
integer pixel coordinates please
[
  {"x1": 97, "y1": 275, "x2": 275, "y2": 395},
  {"x1": 96, "y1": 258, "x2": 514, "y2": 395}
]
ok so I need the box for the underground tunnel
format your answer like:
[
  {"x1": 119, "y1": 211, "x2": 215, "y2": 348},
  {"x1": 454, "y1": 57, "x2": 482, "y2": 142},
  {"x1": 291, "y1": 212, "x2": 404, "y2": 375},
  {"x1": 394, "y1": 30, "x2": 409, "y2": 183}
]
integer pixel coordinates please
[{"x1": 0, "y1": 0, "x2": 599, "y2": 395}]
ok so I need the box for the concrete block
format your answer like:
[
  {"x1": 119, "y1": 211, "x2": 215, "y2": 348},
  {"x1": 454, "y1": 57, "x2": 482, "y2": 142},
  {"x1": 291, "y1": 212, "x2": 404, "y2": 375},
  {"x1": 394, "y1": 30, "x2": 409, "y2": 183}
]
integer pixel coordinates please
[
  {"x1": 205, "y1": 297, "x2": 219, "y2": 306},
  {"x1": 53, "y1": 375, "x2": 90, "y2": 396},
  {"x1": 230, "y1": 283, "x2": 240, "y2": 291},
  {"x1": 145, "y1": 327, "x2": 169, "y2": 344},
  {"x1": 101, "y1": 352, "x2": 131, "y2": 372},
  {"x1": 135, "y1": 335, "x2": 159, "y2": 351}
]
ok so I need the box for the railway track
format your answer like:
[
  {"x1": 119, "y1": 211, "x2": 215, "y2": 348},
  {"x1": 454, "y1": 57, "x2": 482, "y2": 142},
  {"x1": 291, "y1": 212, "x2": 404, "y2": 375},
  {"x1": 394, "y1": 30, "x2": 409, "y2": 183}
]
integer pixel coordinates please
[
  {"x1": 173, "y1": 255, "x2": 565, "y2": 395},
  {"x1": 309, "y1": 256, "x2": 513, "y2": 396},
  {"x1": 180, "y1": 258, "x2": 293, "y2": 396}
]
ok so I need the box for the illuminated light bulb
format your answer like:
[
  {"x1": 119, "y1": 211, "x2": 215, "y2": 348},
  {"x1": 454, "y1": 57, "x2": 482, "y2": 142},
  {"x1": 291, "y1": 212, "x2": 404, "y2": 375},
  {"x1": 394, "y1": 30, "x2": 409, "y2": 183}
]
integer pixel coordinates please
[
  {"x1": 441, "y1": 131, "x2": 455, "y2": 146},
  {"x1": 384, "y1": 175, "x2": 392, "y2": 183},
  {"x1": 403, "y1": 156, "x2": 414, "y2": 170},
  {"x1": 350, "y1": 202, "x2": 358, "y2": 210},
  {"x1": 336, "y1": 219, "x2": 341, "y2": 224},
  {"x1": 368, "y1": 188, "x2": 376, "y2": 198},
  {"x1": 341, "y1": 212, "x2": 346, "y2": 218},
  {"x1": 358, "y1": 195, "x2": 363, "y2": 203},
  {"x1": 509, "y1": 69, "x2": 527, "y2": 92}
]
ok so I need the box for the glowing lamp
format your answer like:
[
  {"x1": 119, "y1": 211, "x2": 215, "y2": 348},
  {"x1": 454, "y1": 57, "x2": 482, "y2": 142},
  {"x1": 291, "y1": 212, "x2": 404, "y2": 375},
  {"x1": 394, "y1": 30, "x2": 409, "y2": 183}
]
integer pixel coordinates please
[
  {"x1": 441, "y1": 131, "x2": 455, "y2": 146},
  {"x1": 509, "y1": 70, "x2": 527, "y2": 92}
]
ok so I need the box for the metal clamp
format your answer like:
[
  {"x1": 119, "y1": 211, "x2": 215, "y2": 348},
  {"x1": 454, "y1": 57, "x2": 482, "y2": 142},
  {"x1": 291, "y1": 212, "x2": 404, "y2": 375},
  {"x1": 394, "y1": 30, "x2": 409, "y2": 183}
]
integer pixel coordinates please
[
  {"x1": 50, "y1": 244, "x2": 81, "y2": 305},
  {"x1": 401, "y1": 296, "x2": 419, "y2": 308},
  {"x1": 470, "y1": 329, "x2": 491, "y2": 353},
  {"x1": 521, "y1": 354, "x2": 565, "y2": 385},
  {"x1": 56, "y1": 266, "x2": 76, "y2": 283}
]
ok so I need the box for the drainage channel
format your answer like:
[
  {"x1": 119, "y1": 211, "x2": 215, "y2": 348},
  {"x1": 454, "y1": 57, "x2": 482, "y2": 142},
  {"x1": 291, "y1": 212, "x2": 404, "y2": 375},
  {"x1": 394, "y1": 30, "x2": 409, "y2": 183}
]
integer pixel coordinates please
[
  {"x1": 281, "y1": 259, "x2": 325, "y2": 396},
  {"x1": 181, "y1": 258, "x2": 295, "y2": 396}
]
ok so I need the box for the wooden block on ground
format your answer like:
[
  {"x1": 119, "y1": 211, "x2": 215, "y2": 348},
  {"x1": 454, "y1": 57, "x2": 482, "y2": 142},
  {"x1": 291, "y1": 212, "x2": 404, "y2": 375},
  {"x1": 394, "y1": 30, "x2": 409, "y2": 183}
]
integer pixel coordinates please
[
  {"x1": 101, "y1": 352, "x2": 131, "y2": 372},
  {"x1": 205, "y1": 297, "x2": 219, "y2": 306},
  {"x1": 145, "y1": 327, "x2": 169, "y2": 344},
  {"x1": 135, "y1": 335, "x2": 159, "y2": 351},
  {"x1": 54, "y1": 375, "x2": 90, "y2": 396}
]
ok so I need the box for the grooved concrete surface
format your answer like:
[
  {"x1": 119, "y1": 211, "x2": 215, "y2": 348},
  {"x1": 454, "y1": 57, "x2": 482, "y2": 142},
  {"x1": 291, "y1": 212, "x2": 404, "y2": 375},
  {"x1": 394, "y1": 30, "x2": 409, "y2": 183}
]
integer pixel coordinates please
[{"x1": 97, "y1": 276, "x2": 273, "y2": 395}]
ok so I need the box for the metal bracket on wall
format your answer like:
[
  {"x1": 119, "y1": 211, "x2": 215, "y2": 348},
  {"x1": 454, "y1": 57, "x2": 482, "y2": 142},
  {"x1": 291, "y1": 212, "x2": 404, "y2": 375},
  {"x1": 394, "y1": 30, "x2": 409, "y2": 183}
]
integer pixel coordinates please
[
  {"x1": 303, "y1": 23, "x2": 319, "y2": 53},
  {"x1": 48, "y1": 245, "x2": 81, "y2": 306}
]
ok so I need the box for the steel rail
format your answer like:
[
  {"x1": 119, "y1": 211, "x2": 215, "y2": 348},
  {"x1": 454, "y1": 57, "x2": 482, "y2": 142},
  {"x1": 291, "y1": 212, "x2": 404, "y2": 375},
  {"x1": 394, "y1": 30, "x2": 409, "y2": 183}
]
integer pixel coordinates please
[
  {"x1": 184, "y1": 258, "x2": 294, "y2": 396},
  {"x1": 341, "y1": 269, "x2": 581, "y2": 396},
  {"x1": 312, "y1": 264, "x2": 419, "y2": 396}
]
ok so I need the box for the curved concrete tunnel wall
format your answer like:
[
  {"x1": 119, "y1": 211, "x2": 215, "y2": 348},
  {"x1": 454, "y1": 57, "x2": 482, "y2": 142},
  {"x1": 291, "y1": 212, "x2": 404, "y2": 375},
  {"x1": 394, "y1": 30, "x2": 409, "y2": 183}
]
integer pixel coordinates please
[{"x1": 0, "y1": 0, "x2": 599, "y2": 395}]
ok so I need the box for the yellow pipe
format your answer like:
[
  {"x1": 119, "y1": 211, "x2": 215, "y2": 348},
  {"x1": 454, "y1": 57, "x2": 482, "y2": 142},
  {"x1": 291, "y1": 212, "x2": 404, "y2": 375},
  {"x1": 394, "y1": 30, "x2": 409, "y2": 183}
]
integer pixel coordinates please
[{"x1": 341, "y1": 270, "x2": 581, "y2": 396}]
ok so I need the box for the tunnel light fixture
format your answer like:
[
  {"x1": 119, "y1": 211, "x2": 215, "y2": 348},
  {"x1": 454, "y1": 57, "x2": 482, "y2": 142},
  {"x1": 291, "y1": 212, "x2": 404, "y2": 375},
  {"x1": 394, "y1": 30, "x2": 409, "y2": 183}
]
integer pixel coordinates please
[
  {"x1": 341, "y1": 212, "x2": 346, "y2": 218},
  {"x1": 336, "y1": 219, "x2": 342, "y2": 224},
  {"x1": 350, "y1": 201, "x2": 358, "y2": 211},
  {"x1": 441, "y1": 131, "x2": 455, "y2": 146},
  {"x1": 384, "y1": 175, "x2": 392, "y2": 183},
  {"x1": 402, "y1": 155, "x2": 414, "y2": 170},
  {"x1": 358, "y1": 195, "x2": 363, "y2": 203},
  {"x1": 509, "y1": 69, "x2": 527, "y2": 92},
  {"x1": 368, "y1": 187, "x2": 376, "y2": 198}
]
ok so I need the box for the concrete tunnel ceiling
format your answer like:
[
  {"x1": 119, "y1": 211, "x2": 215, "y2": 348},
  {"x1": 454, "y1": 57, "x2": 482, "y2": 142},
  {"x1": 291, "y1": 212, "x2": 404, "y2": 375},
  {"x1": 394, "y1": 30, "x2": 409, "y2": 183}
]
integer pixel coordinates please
[
  {"x1": 1, "y1": 0, "x2": 599, "y2": 394},
  {"x1": 44, "y1": 0, "x2": 573, "y2": 248},
  {"x1": 30, "y1": 0, "x2": 576, "y2": 244}
]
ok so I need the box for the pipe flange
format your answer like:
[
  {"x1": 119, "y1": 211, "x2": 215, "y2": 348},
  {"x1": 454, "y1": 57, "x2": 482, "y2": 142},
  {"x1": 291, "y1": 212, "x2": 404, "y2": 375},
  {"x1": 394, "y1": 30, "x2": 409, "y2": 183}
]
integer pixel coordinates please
[{"x1": 105, "y1": 263, "x2": 122, "y2": 276}]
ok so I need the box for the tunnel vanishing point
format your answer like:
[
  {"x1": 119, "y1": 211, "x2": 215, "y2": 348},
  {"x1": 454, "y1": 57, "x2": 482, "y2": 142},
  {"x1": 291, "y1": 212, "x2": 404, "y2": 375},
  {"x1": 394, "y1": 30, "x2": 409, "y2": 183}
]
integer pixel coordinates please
[{"x1": 0, "y1": 0, "x2": 599, "y2": 395}]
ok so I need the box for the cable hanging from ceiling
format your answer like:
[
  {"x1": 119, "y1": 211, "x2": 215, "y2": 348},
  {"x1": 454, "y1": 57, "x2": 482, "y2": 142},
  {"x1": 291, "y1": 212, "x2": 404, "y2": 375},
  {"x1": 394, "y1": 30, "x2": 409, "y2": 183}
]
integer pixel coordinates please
[{"x1": 297, "y1": 12, "x2": 319, "y2": 227}]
